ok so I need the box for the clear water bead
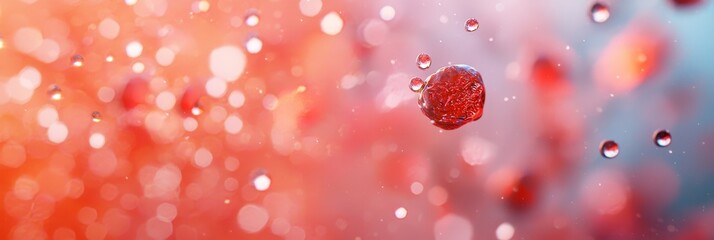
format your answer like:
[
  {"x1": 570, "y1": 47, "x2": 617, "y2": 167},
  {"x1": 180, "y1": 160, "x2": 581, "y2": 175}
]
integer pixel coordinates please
[
  {"x1": 654, "y1": 130, "x2": 672, "y2": 147},
  {"x1": 245, "y1": 10, "x2": 260, "y2": 27},
  {"x1": 600, "y1": 140, "x2": 619, "y2": 158},
  {"x1": 91, "y1": 111, "x2": 102, "y2": 123},
  {"x1": 48, "y1": 85, "x2": 62, "y2": 100},
  {"x1": 416, "y1": 53, "x2": 431, "y2": 70},
  {"x1": 409, "y1": 77, "x2": 425, "y2": 92},
  {"x1": 71, "y1": 54, "x2": 84, "y2": 67},
  {"x1": 465, "y1": 18, "x2": 479, "y2": 32},
  {"x1": 591, "y1": 2, "x2": 610, "y2": 23}
]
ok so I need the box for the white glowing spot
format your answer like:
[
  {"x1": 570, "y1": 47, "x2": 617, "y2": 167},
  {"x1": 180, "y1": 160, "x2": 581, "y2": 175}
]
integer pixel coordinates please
[
  {"x1": 224, "y1": 115, "x2": 243, "y2": 134},
  {"x1": 193, "y1": 148, "x2": 213, "y2": 168},
  {"x1": 434, "y1": 214, "x2": 473, "y2": 240},
  {"x1": 299, "y1": 0, "x2": 322, "y2": 17},
  {"x1": 98, "y1": 18, "x2": 120, "y2": 39},
  {"x1": 394, "y1": 207, "x2": 407, "y2": 219},
  {"x1": 205, "y1": 77, "x2": 227, "y2": 98},
  {"x1": 380, "y1": 5, "x2": 396, "y2": 21},
  {"x1": 245, "y1": 37, "x2": 263, "y2": 54},
  {"x1": 47, "y1": 122, "x2": 68, "y2": 144},
  {"x1": 224, "y1": 199, "x2": 231, "y2": 204},
  {"x1": 125, "y1": 0, "x2": 137, "y2": 6},
  {"x1": 245, "y1": 12, "x2": 260, "y2": 27},
  {"x1": 105, "y1": 55, "x2": 114, "y2": 62},
  {"x1": 155, "y1": 91, "x2": 176, "y2": 111},
  {"x1": 89, "y1": 133, "x2": 106, "y2": 149},
  {"x1": 321, "y1": 12, "x2": 344, "y2": 36},
  {"x1": 197, "y1": 0, "x2": 210, "y2": 12},
  {"x1": 262, "y1": 94, "x2": 278, "y2": 110},
  {"x1": 13, "y1": 27, "x2": 43, "y2": 54},
  {"x1": 98, "y1": 87, "x2": 115, "y2": 103},
  {"x1": 410, "y1": 182, "x2": 424, "y2": 195},
  {"x1": 37, "y1": 105, "x2": 58, "y2": 128},
  {"x1": 125, "y1": 41, "x2": 143, "y2": 58},
  {"x1": 209, "y1": 45, "x2": 246, "y2": 82},
  {"x1": 13, "y1": 176, "x2": 39, "y2": 200},
  {"x1": 253, "y1": 174, "x2": 271, "y2": 191},
  {"x1": 156, "y1": 203, "x2": 178, "y2": 222},
  {"x1": 183, "y1": 117, "x2": 198, "y2": 132},
  {"x1": 224, "y1": 157, "x2": 240, "y2": 171},
  {"x1": 131, "y1": 62, "x2": 145, "y2": 73},
  {"x1": 495, "y1": 222, "x2": 515, "y2": 240},
  {"x1": 228, "y1": 90, "x2": 245, "y2": 108},
  {"x1": 237, "y1": 204, "x2": 269, "y2": 233},
  {"x1": 155, "y1": 47, "x2": 175, "y2": 66}
]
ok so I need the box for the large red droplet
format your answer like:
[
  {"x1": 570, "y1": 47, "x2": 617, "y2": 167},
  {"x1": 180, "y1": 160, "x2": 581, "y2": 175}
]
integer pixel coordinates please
[
  {"x1": 121, "y1": 77, "x2": 148, "y2": 110},
  {"x1": 418, "y1": 64, "x2": 486, "y2": 130},
  {"x1": 671, "y1": 0, "x2": 702, "y2": 7}
]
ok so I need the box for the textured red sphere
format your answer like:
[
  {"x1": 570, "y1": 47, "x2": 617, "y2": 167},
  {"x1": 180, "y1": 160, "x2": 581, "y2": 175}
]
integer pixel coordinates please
[{"x1": 418, "y1": 64, "x2": 486, "y2": 130}]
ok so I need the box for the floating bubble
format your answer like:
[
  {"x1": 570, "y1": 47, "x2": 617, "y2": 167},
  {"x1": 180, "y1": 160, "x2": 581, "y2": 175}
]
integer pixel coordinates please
[
  {"x1": 71, "y1": 54, "x2": 84, "y2": 67},
  {"x1": 465, "y1": 18, "x2": 479, "y2": 32},
  {"x1": 416, "y1": 54, "x2": 432, "y2": 70},
  {"x1": 654, "y1": 130, "x2": 672, "y2": 147},
  {"x1": 91, "y1": 111, "x2": 102, "y2": 123},
  {"x1": 600, "y1": 140, "x2": 619, "y2": 158},
  {"x1": 409, "y1": 77, "x2": 425, "y2": 92},
  {"x1": 245, "y1": 10, "x2": 260, "y2": 27},
  {"x1": 418, "y1": 64, "x2": 486, "y2": 130},
  {"x1": 48, "y1": 85, "x2": 62, "y2": 100},
  {"x1": 591, "y1": 2, "x2": 610, "y2": 23}
]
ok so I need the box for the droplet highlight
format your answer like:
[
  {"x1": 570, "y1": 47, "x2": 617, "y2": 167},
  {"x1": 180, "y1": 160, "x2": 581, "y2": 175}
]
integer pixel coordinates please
[
  {"x1": 600, "y1": 140, "x2": 619, "y2": 158},
  {"x1": 91, "y1": 111, "x2": 102, "y2": 123},
  {"x1": 245, "y1": 10, "x2": 260, "y2": 27},
  {"x1": 48, "y1": 85, "x2": 62, "y2": 101},
  {"x1": 71, "y1": 54, "x2": 84, "y2": 67},
  {"x1": 465, "y1": 18, "x2": 479, "y2": 32},
  {"x1": 409, "y1": 77, "x2": 425, "y2": 92},
  {"x1": 416, "y1": 53, "x2": 431, "y2": 70},
  {"x1": 591, "y1": 2, "x2": 610, "y2": 23},
  {"x1": 654, "y1": 130, "x2": 671, "y2": 147}
]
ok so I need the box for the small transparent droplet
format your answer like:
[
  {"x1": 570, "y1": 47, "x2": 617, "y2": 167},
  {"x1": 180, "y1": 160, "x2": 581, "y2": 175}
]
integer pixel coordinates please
[
  {"x1": 654, "y1": 130, "x2": 671, "y2": 147},
  {"x1": 71, "y1": 54, "x2": 84, "y2": 67},
  {"x1": 410, "y1": 77, "x2": 425, "y2": 92},
  {"x1": 416, "y1": 53, "x2": 431, "y2": 70},
  {"x1": 465, "y1": 18, "x2": 479, "y2": 32},
  {"x1": 591, "y1": 2, "x2": 610, "y2": 23},
  {"x1": 245, "y1": 9, "x2": 260, "y2": 27},
  {"x1": 91, "y1": 111, "x2": 102, "y2": 123},
  {"x1": 191, "y1": 102, "x2": 203, "y2": 116},
  {"x1": 600, "y1": 140, "x2": 619, "y2": 158},
  {"x1": 48, "y1": 85, "x2": 62, "y2": 101}
]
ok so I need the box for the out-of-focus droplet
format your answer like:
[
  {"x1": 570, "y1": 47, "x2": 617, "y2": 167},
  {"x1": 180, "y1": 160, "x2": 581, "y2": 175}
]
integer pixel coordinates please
[
  {"x1": 394, "y1": 207, "x2": 407, "y2": 219},
  {"x1": 320, "y1": 12, "x2": 343, "y2": 36},
  {"x1": 591, "y1": 2, "x2": 610, "y2": 23},
  {"x1": 379, "y1": 5, "x2": 396, "y2": 21},
  {"x1": 105, "y1": 55, "x2": 114, "y2": 62},
  {"x1": 465, "y1": 18, "x2": 479, "y2": 32},
  {"x1": 409, "y1": 77, "x2": 425, "y2": 92},
  {"x1": 245, "y1": 36, "x2": 263, "y2": 54},
  {"x1": 495, "y1": 222, "x2": 515, "y2": 240},
  {"x1": 416, "y1": 54, "x2": 431, "y2": 70},
  {"x1": 191, "y1": 101, "x2": 203, "y2": 116},
  {"x1": 91, "y1": 111, "x2": 102, "y2": 123},
  {"x1": 600, "y1": 140, "x2": 619, "y2": 158},
  {"x1": 253, "y1": 173, "x2": 271, "y2": 191},
  {"x1": 71, "y1": 54, "x2": 84, "y2": 67},
  {"x1": 48, "y1": 85, "x2": 62, "y2": 100},
  {"x1": 654, "y1": 130, "x2": 672, "y2": 147},
  {"x1": 245, "y1": 10, "x2": 260, "y2": 27},
  {"x1": 418, "y1": 64, "x2": 486, "y2": 130}
]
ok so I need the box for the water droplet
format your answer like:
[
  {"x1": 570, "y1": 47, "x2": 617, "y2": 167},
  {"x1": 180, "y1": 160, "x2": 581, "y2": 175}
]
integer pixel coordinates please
[
  {"x1": 91, "y1": 111, "x2": 102, "y2": 123},
  {"x1": 71, "y1": 54, "x2": 84, "y2": 67},
  {"x1": 252, "y1": 173, "x2": 271, "y2": 191},
  {"x1": 245, "y1": 36, "x2": 263, "y2": 54},
  {"x1": 191, "y1": 101, "x2": 203, "y2": 116},
  {"x1": 394, "y1": 207, "x2": 407, "y2": 219},
  {"x1": 600, "y1": 140, "x2": 619, "y2": 158},
  {"x1": 48, "y1": 85, "x2": 62, "y2": 100},
  {"x1": 465, "y1": 18, "x2": 479, "y2": 32},
  {"x1": 416, "y1": 53, "x2": 431, "y2": 70},
  {"x1": 409, "y1": 77, "x2": 425, "y2": 92},
  {"x1": 245, "y1": 10, "x2": 260, "y2": 27},
  {"x1": 654, "y1": 130, "x2": 671, "y2": 147},
  {"x1": 591, "y1": 2, "x2": 610, "y2": 23},
  {"x1": 418, "y1": 64, "x2": 486, "y2": 130}
]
